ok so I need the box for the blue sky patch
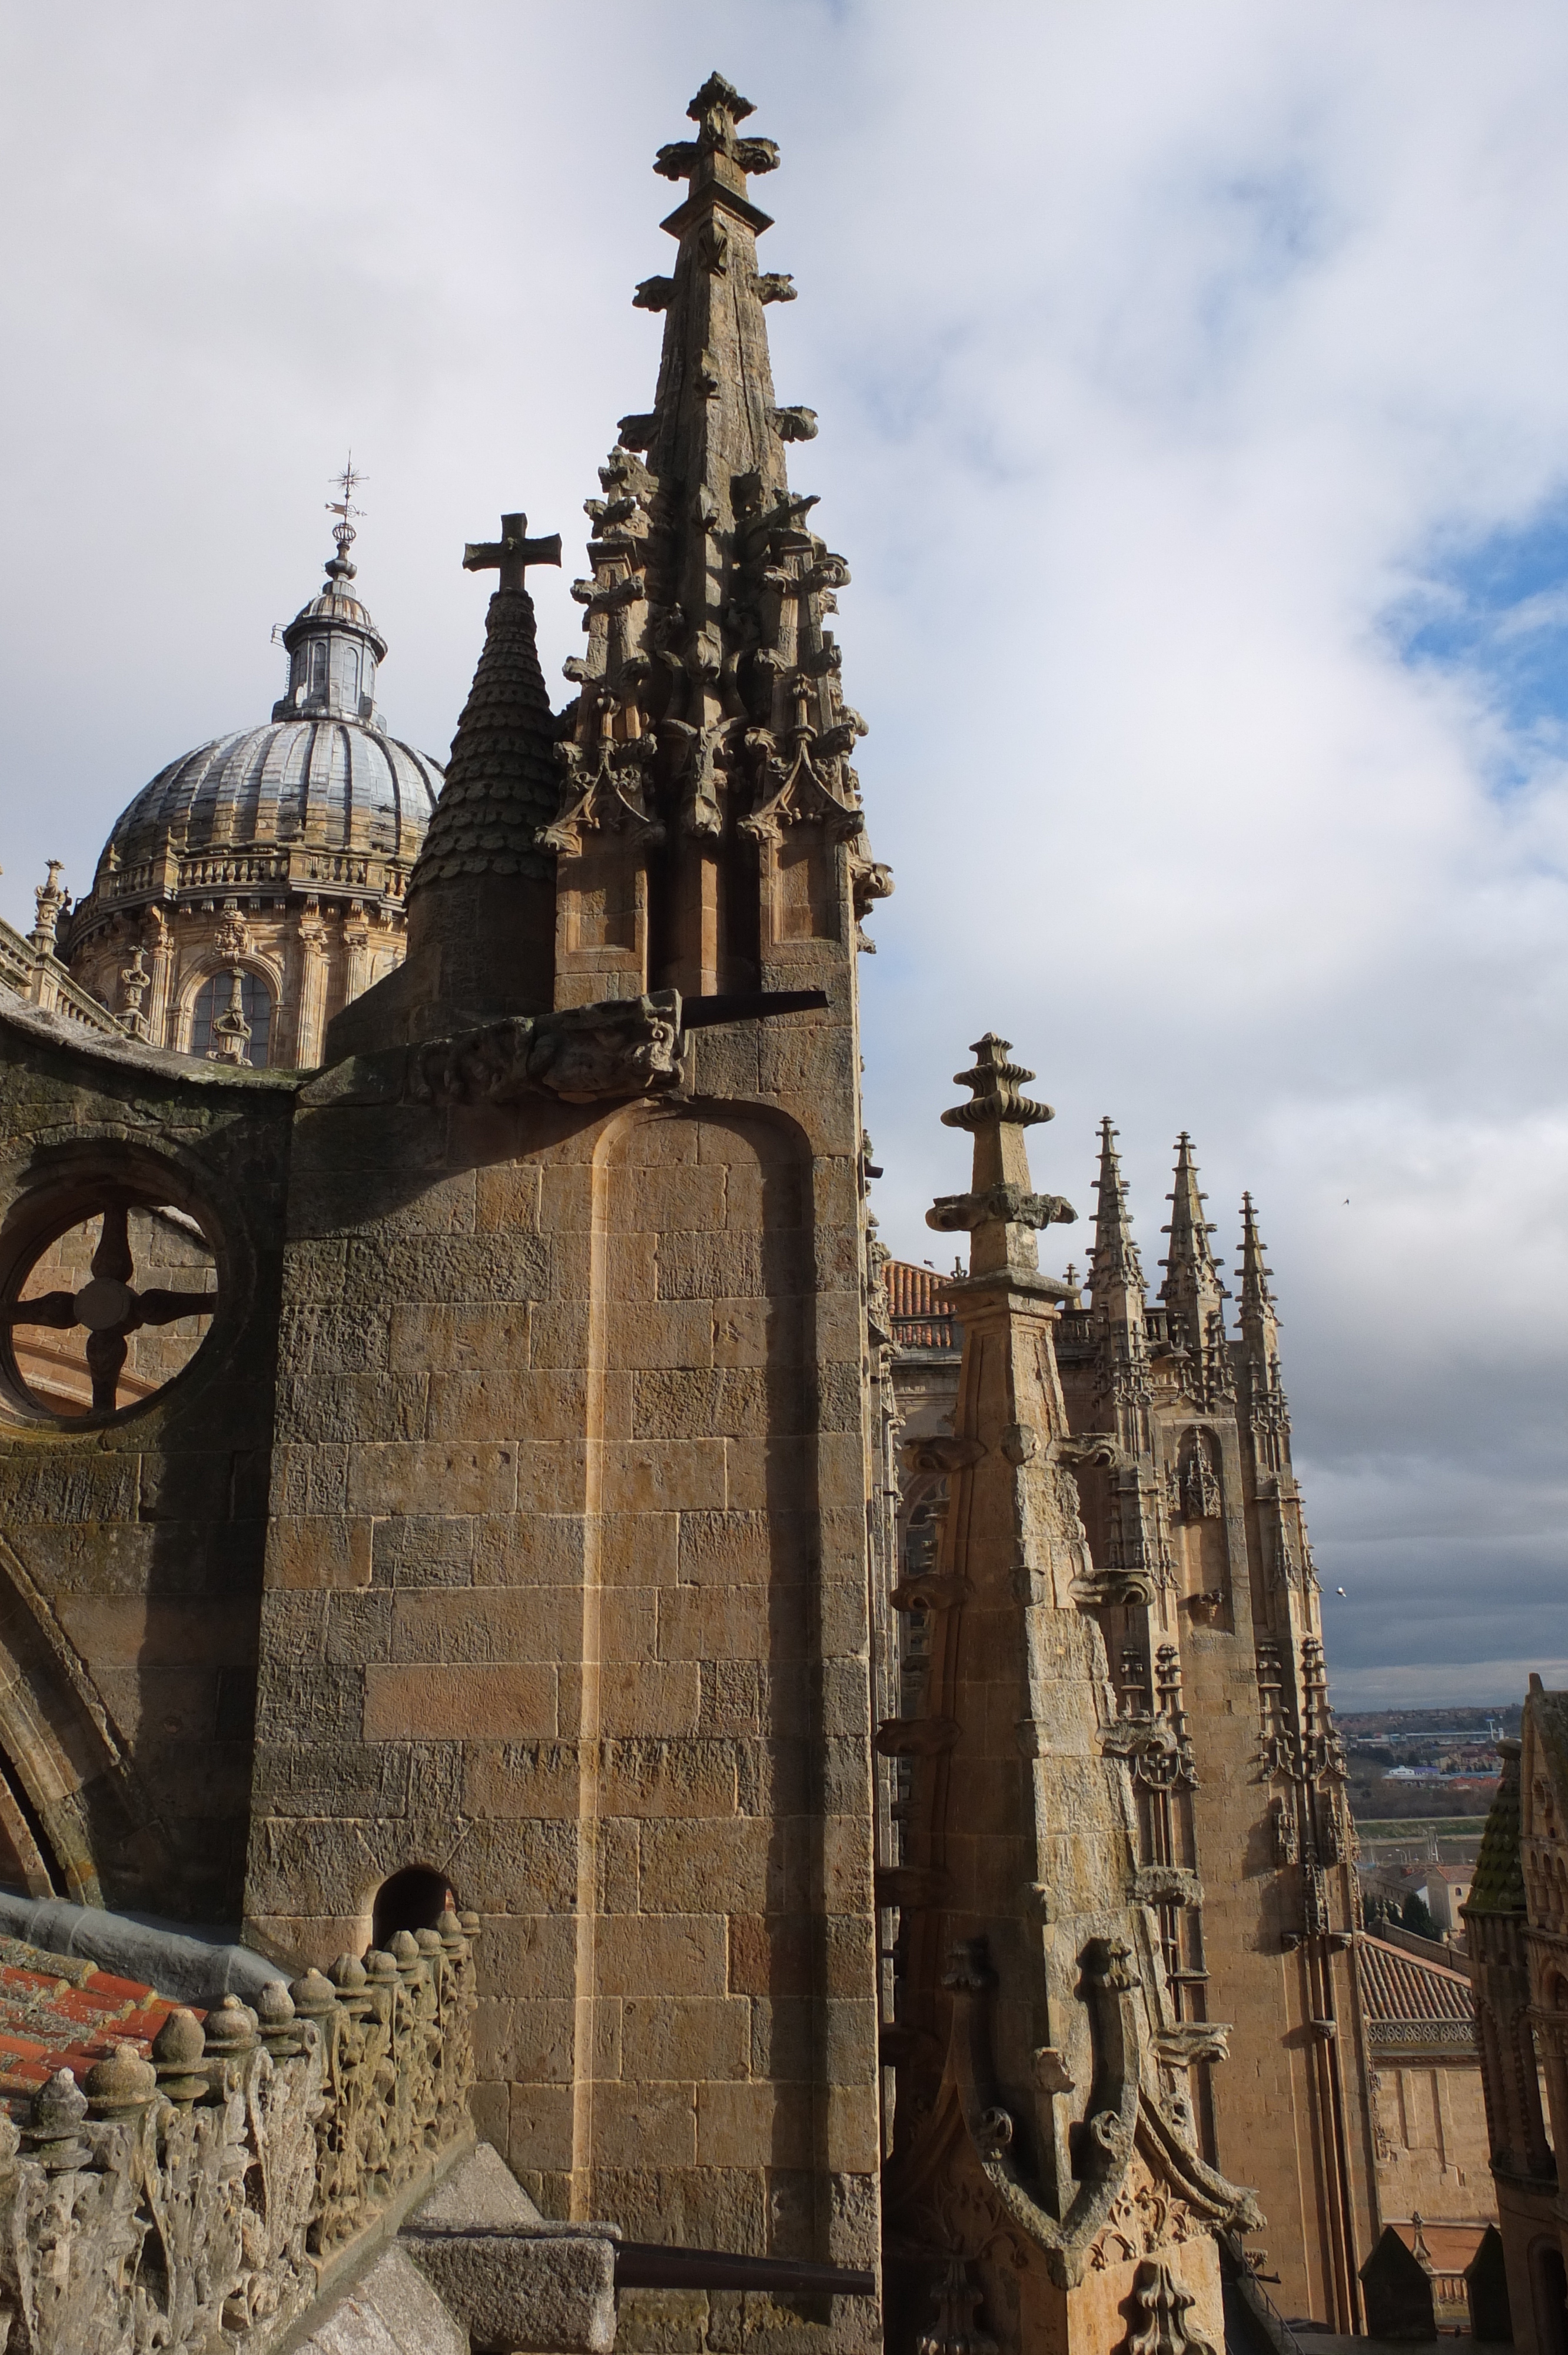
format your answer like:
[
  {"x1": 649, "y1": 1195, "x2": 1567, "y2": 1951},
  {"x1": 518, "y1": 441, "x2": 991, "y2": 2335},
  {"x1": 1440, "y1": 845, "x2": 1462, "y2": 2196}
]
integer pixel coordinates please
[{"x1": 1393, "y1": 497, "x2": 1568, "y2": 758}]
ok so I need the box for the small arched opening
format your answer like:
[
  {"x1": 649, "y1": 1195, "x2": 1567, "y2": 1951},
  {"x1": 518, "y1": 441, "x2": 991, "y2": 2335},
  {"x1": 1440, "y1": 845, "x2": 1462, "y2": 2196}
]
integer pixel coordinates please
[
  {"x1": 1530, "y1": 2238, "x2": 1568, "y2": 2355},
  {"x1": 372, "y1": 1865, "x2": 454, "y2": 1953}
]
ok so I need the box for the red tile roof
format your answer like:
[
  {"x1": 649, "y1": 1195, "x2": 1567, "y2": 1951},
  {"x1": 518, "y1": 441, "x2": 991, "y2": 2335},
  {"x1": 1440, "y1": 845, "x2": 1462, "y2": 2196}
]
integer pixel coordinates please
[
  {"x1": 0, "y1": 1934, "x2": 196, "y2": 2106},
  {"x1": 1358, "y1": 1933, "x2": 1475, "y2": 2027},
  {"x1": 886, "y1": 1260, "x2": 960, "y2": 1352}
]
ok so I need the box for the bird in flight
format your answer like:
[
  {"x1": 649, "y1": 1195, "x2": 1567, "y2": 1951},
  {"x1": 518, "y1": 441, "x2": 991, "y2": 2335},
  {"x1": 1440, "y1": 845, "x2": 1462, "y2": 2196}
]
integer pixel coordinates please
[{"x1": 1336, "y1": 1586, "x2": 1347, "y2": 1597}]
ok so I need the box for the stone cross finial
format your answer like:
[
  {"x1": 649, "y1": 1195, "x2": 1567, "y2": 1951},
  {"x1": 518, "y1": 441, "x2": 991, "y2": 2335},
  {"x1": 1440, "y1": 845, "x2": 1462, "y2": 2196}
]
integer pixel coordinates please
[{"x1": 463, "y1": 512, "x2": 563, "y2": 593}]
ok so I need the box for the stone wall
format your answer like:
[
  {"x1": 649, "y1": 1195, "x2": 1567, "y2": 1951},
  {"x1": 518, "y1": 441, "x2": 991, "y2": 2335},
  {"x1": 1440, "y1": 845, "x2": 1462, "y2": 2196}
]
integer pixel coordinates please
[
  {"x1": 241, "y1": 992, "x2": 882, "y2": 2306},
  {"x1": 0, "y1": 1000, "x2": 294, "y2": 1920}
]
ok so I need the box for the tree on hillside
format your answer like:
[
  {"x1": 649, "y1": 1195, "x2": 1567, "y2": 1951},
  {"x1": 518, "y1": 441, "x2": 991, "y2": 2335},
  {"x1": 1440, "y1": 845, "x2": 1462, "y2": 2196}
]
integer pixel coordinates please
[{"x1": 1401, "y1": 1891, "x2": 1439, "y2": 1941}]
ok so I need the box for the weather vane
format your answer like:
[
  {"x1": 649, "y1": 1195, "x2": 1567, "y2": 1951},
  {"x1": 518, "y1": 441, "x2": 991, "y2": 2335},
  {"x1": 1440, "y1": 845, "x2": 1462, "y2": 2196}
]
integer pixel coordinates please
[{"x1": 325, "y1": 451, "x2": 367, "y2": 565}]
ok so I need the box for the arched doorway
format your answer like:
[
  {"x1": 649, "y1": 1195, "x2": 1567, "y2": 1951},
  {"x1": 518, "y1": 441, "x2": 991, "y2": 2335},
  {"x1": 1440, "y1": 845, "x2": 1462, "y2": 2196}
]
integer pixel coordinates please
[{"x1": 1530, "y1": 2238, "x2": 1568, "y2": 2355}]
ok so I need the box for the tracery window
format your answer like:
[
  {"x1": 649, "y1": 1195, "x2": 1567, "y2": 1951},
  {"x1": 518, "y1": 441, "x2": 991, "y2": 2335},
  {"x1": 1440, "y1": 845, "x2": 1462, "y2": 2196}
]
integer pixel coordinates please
[
  {"x1": 188, "y1": 971, "x2": 273, "y2": 1066},
  {"x1": 1, "y1": 1192, "x2": 217, "y2": 1420}
]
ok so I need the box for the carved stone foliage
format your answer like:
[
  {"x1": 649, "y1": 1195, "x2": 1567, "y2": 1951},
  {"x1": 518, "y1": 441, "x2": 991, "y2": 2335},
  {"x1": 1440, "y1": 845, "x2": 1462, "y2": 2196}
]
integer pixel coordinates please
[
  {"x1": 410, "y1": 993, "x2": 684, "y2": 1109},
  {"x1": 928, "y1": 1183, "x2": 1076, "y2": 1235},
  {"x1": 1087, "y1": 2154, "x2": 1201, "y2": 2276},
  {"x1": 0, "y1": 1916, "x2": 477, "y2": 2355}
]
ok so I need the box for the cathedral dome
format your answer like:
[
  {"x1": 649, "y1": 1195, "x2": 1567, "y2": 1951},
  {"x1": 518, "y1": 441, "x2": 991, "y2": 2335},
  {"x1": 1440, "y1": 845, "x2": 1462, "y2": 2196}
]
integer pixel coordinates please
[
  {"x1": 98, "y1": 715, "x2": 440, "y2": 877},
  {"x1": 87, "y1": 526, "x2": 439, "y2": 888},
  {"x1": 61, "y1": 503, "x2": 447, "y2": 1068}
]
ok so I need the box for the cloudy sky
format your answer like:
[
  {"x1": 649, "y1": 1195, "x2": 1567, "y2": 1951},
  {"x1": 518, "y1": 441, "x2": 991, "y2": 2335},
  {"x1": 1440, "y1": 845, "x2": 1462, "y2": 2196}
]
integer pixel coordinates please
[{"x1": 3, "y1": 2, "x2": 1566, "y2": 1708}]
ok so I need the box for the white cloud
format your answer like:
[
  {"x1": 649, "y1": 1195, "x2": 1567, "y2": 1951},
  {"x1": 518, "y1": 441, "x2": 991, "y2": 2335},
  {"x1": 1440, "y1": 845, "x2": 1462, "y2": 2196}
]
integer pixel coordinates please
[{"x1": 2, "y1": 0, "x2": 1566, "y2": 1711}]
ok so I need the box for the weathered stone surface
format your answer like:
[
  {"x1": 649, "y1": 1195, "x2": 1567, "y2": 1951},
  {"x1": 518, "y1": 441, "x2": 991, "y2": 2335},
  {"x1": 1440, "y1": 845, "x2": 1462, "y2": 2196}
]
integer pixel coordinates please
[
  {"x1": 294, "y1": 2247, "x2": 469, "y2": 2355},
  {"x1": 404, "y1": 2225, "x2": 617, "y2": 2355}
]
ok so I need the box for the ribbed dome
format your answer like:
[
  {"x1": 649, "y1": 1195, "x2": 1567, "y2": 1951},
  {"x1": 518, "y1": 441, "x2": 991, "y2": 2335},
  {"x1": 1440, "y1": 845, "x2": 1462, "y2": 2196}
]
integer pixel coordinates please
[
  {"x1": 99, "y1": 719, "x2": 440, "y2": 878},
  {"x1": 83, "y1": 526, "x2": 443, "y2": 891}
]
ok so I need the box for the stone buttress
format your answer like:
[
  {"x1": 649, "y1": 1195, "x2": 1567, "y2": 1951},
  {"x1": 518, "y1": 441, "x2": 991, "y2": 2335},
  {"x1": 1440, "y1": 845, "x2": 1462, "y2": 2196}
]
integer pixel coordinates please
[
  {"x1": 881, "y1": 1036, "x2": 1256, "y2": 2354},
  {"x1": 1037, "y1": 1129, "x2": 1378, "y2": 2329},
  {"x1": 241, "y1": 73, "x2": 889, "y2": 2332}
]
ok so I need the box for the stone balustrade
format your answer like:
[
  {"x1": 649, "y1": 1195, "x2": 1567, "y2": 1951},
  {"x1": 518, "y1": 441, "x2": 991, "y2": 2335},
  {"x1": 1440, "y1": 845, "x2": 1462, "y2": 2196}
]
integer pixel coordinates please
[{"x1": 0, "y1": 1911, "x2": 477, "y2": 2355}]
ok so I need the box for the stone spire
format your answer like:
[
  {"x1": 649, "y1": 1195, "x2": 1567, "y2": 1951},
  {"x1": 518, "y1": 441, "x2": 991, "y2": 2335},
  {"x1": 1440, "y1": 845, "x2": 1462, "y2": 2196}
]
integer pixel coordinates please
[
  {"x1": 406, "y1": 525, "x2": 561, "y2": 902},
  {"x1": 542, "y1": 69, "x2": 888, "y2": 1003},
  {"x1": 1160, "y1": 1133, "x2": 1231, "y2": 1405},
  {"x1": 1236, "y1": 1192, "x2": 1280, "y2": 1369},
  {"x1": 1087, "y1": 1117, "x2": 1147, "y2": 1321}
]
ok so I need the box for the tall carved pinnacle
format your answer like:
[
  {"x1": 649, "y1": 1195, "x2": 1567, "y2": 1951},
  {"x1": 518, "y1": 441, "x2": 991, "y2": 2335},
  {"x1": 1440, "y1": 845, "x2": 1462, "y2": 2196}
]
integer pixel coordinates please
[
  {"x1": 407, "y1": 560, "x2": 559, "y2": 898},
  {"x1": 1087, "y1": 1116, "x2": 1147, "y2": 1311},
  {"x1": 1160, "y1": 1133, "x2": 1231, "y2": 1404},
  {"x1": 1237, "y1": 1192, "x2": 1288, "y2": 1434},
  {"x1": 1160, "y1": 1133, "x2": 1225, "y2": 1302},
  {"x1": 545, "y1": 70, "x2": 883, "y2": 956},
  {"x1": 1238, "y1": 1193, "x2": 1278, "y2": 1324}
]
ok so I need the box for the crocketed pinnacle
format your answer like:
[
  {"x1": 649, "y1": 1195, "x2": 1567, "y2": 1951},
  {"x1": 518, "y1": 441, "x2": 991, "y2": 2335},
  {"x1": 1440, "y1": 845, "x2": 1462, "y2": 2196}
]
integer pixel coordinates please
[
  {"x1": 407, "y1": 587, "x2": 558, "y2": 894},
  {"x1": 1160, "y1": 1133, "x2": 1225, "y2": 1304},
  {"x1": 1237, "y1": 1192, "x2": 1280, "y2": 1351},
  {"x1": 1088, "y1": 1117, "x2": 1146, "y2": 1303},
  {"x1": 1238, "y1": 1193, "x2": 1274, "y2": 1308},
  {"x1": 546, "y1": 68, "x2": 880, "y2": 905}
]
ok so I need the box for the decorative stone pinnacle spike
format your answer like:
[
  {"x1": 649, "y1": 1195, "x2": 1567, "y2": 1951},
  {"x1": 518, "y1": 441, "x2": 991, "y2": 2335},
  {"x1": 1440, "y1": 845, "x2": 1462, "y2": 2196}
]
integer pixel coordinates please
[
  {"x1": 934, "y1": 1032, "x2": 1073, "y2": 1277},
  {"x1": 941, "y1": 1033, "x2": 1055, "y2": 1133},
  {"x1": 1089, "y1": 1110, "x2": 1147, "y2": 1307},
  {"x1": 1239, "y1": 1192, "x2": 1277, "y2": 1308},
  {"x1": 688, "y1": 70, "x2": 754, "y2": 124}
]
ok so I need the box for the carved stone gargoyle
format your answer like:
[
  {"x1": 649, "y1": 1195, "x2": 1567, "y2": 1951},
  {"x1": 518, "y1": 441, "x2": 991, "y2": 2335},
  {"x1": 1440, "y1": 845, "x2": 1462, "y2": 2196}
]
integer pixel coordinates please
[{"x1": 410, "y1": 991, "x2": 684, "y2": 1109}]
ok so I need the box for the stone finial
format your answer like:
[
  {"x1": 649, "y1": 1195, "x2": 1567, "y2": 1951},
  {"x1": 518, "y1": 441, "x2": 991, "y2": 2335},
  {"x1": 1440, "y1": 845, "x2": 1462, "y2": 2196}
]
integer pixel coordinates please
[
  {"x1": 255, "y1": 1979, "x2": 302, "y2": 2057},
  {"x1": 291, "y1": 1966, "x2": 341, "y2": 2020},
  {"x1": 930, "y1": 1034, "x2": 1074, "y2": 1280},
  {"x1": 84, "y1": 2041, "x2": 158, "y2": 2119},
  {"x1": 940, "y1": 1034, "x2": 1054, "y2": 1138},
  {"x1": 202, "y1": 1995, "x2": 258, "y2": 2061},
  {"x1": 916, "y1": 2257, "x2": 999, "y2": 2355},
  {"x1": 25, "y1": 2068, "x2": 92, "y2": 2169},
  {"x1": 462, "y1": 512, "x2": 563, "y2": 595},
  {"x1": 152, "y1": 2007, "x2": 208, "y2": 2104}
]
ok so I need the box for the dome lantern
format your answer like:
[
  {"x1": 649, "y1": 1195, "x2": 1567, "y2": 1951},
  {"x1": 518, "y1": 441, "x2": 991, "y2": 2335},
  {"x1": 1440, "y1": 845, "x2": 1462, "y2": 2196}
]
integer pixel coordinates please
[{"x1": 271, "y1": 470, "x2": 388, "y2": 724}]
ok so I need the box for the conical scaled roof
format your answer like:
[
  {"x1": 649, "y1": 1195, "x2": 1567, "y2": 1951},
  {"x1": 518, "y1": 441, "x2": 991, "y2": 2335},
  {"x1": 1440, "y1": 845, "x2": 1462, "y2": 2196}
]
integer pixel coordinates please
[{"x1": 407, "y1": 583, "x2": 559, "y2": 893}]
